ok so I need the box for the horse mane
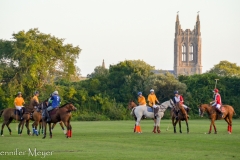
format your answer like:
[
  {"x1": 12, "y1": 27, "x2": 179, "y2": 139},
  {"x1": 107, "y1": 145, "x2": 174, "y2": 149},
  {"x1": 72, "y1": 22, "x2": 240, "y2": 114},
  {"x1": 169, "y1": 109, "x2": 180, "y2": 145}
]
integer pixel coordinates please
[{"x1": 60, "y1": 102, "x2": 73, "y2": 108}]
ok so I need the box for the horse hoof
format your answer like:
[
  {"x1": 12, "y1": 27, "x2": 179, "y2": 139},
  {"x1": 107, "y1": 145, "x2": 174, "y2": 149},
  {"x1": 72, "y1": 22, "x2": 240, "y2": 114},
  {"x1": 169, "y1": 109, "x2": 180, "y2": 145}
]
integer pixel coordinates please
[
  {"x1": 63, "y1": 130, "x2": 67, "y2": 134},
  {"x1": 214, "y1": 132, "x2": 217, "y2": 134},
  {"x1": 208, "y1": 132, "x2": 211, "y2": 134},
  {"x1": 228, "y1": 132, "x2": 231, "y2": 134},
  {"x1": 42, "y1": 136, "x2": 46, "y2": 139},
  {"x1": 1, "y1": 135, "x2": 4, "y2": 137}
]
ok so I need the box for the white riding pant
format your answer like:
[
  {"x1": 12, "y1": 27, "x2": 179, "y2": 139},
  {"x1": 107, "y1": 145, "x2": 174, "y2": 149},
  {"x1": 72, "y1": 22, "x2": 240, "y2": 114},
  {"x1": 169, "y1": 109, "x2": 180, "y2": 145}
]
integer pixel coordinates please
[
  {"x1": 139, "y1": 104, "x2": 146, "y2": 107},
  {"x1": 15, "y1": 106, "x2": 23, "y2": 110},
  {"x1": 212, "y1": 103, "x2": 221, "y2": 109},
  {"x1": 152, "y1": 105, "x2": 158, "y2": 108},
  {"x1": 182, "y1": 104, "x2": 188, "y2": 109}
]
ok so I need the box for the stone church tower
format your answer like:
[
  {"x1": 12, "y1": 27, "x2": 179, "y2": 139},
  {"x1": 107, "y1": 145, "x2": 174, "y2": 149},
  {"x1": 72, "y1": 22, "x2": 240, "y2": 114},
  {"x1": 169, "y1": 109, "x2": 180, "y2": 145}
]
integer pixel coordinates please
[{"x1": 174, "y1": 14, "x2": 202, "y2": 76}]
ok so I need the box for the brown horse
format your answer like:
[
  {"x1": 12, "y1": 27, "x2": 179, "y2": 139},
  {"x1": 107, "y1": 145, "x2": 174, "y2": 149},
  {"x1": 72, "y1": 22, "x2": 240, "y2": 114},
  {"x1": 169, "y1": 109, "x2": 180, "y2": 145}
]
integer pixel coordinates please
[
  {"x1": 30, "y1": 100, "x2": 66, "y2": 136},
  {"x1": 171, "y1": 102, "x2": 189, "y2": 133},
  {"x1": 0, "y1": 100, "x2": 38, "y2": 136},
  {"x1": 42, "y1": 103, "x2": 77, "y2": 139},
  {"x1": 198, "y1": 104, "x2": 236, "y2": 134}
]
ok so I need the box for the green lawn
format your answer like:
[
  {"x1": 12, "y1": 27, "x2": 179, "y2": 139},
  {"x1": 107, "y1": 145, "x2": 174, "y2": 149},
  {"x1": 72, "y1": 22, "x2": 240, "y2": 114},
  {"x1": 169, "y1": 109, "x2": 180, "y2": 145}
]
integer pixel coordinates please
[{"x1": 0, "y1": 119, "x2": 239, "y2": 160}]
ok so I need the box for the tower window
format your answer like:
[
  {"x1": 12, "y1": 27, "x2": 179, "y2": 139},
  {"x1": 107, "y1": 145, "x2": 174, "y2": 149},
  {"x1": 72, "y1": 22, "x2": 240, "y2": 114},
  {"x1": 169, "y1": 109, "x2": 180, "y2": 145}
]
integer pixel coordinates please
[
  {"x1": 182, "y1": 45, "x2": 186, "y2": 61},
  {"x1": 189, "y1": 44, "x2": 193, "y2": 61}
]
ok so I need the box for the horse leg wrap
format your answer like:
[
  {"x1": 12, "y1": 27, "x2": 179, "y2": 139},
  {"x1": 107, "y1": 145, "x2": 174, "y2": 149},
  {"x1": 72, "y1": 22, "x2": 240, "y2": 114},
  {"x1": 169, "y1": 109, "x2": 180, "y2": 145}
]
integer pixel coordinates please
[
  {"x1": 230, "y1": 126, "x2": 232, "y2": 133},
  {"x1": 152, "y1": 126, "x2": 156, "y2": 133},
  {"x1": 227, "y1": 125, "x2": 230, "y2": 132},
  {"x1": 157, "y1": 126, "x2": 160, "y2": 133},
  {"x1": 135, "y1": 126, "x2": 141, "y2": 133},
  {"x1": 70, "y1": 130, "x2": 72, "y2": 137},
  {"x1": 67, "y1": 130, "x2": 71, "y2": 137}
]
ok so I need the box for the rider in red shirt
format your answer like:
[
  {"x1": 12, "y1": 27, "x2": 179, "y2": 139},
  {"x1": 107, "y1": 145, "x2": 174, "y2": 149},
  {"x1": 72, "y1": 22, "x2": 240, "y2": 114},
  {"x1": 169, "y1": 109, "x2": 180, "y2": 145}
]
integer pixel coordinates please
[{"x1": 210, "y1": 89, "x2": 223, "y2": 117}]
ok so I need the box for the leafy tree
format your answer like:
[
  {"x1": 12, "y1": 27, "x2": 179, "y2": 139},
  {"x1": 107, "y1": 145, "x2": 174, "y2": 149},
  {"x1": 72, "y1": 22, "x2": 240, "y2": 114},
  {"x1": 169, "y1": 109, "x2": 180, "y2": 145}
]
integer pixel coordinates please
[
  {"x1": 207, "y1": 61, "x2": 240, "y2": 77},
  {"x1": 0, "y1": 28, "x2": 81, "y2": 101}
]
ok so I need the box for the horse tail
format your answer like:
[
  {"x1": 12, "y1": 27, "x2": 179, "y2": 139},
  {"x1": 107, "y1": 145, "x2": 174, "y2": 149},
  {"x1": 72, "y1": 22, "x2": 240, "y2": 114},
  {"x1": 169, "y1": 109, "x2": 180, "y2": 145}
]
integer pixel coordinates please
[
  {"x1": 130, "y1": 108, "x2": 135, "y2": 116},
  {"x1": 0, "y1": 109, "x2": 4, "y2": 117}
]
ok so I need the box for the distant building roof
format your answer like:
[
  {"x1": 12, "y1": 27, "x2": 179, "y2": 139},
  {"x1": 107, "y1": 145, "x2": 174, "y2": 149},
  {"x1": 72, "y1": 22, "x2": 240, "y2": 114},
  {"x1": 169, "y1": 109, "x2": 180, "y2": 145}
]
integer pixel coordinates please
[{"x1": 151, "y1": 70, "x2": 175, "y2": 75}]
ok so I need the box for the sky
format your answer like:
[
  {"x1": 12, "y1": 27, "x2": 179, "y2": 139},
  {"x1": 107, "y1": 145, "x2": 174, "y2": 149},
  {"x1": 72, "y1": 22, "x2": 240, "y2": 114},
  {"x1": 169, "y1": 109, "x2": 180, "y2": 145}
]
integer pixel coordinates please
[{"x1": 0, "y1": 0, "x2": 240, "y2": 77}]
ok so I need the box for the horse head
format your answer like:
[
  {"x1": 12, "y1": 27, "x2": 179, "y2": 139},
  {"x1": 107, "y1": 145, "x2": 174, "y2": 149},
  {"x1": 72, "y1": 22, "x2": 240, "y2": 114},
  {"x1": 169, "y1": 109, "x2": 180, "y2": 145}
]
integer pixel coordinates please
[
  {"x1": 128, "y1": 100, "x2": 137, "y2": 110},
  {"x1": 64, "y1": 103, "x2": 77, "y2": 111},
  {"x1": 169, "y1": 99, "x2": 175, "y2": 108}
]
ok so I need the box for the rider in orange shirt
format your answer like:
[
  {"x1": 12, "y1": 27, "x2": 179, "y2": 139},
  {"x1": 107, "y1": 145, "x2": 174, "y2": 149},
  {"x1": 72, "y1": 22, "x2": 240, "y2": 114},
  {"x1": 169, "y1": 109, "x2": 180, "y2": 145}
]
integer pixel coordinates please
[
  {"x1": 138, "y1": 92, "x2": 146, "y2": 106},
  {"x1": 14, "y1": 92, "x2": 25, "y2": 120},
  {"x1": 147, "y1": 89, "x2": 160, "y2": 119}
]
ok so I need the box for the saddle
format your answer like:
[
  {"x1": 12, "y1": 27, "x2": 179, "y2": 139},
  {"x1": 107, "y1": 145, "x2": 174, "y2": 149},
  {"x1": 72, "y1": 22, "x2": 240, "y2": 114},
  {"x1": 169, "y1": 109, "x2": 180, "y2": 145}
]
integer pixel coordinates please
[
  {"x1": 147, "y1": 107, "x2": 153, "y2": 112},
  {"x1": 49, "y1": 108, "x2": 58, "y2": 116}
]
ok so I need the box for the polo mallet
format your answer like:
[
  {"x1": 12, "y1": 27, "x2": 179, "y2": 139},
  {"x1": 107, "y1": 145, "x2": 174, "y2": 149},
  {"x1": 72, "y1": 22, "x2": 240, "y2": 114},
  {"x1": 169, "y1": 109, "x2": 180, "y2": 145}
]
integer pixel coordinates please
[
  {"x1": 212, "y1": 79, "x2": 219, "y2": 100},
  {"x1": 214, "y1": 79, "x2": 219, "y2": 89}
]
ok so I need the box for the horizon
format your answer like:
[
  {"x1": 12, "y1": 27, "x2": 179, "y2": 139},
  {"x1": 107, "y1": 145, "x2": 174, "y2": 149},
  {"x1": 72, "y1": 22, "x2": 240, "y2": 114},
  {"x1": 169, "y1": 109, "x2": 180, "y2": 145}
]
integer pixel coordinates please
[{"x1": 1, "y1": 0, "x2": 240, "y2": 76}]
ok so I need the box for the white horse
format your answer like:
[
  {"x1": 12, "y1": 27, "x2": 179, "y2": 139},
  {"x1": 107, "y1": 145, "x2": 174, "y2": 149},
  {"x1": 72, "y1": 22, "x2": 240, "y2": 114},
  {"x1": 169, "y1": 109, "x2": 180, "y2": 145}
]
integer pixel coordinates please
[{"x1": 128, "y1": 99, "x2": 175, "y2": 133}]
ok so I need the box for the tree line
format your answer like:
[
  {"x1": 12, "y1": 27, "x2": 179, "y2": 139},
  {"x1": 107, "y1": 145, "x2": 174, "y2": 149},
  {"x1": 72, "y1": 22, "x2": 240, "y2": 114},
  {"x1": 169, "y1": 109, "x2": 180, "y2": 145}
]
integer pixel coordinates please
[{"x1": 0, "y1": 29, "x2": 239, "y2": 120}]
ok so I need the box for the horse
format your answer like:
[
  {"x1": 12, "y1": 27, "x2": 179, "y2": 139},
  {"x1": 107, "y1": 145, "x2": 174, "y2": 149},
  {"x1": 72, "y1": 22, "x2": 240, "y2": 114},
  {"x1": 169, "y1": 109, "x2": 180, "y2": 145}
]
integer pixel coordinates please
[
  {"x1": 0, "y1": 100, "x2": 38, "y2": 136},
  {"x1": 199, "y1": 104, "x2": 236, "y2": 134},
  {"x1": 42, "y1": 103, "x2": 77, "y2": 139},
  {"x1": 171, "y1": 102, "x2": 189, "y2": 133},
  {"x1": 128, "y1": 99, "x2": 175, "y2": 133},
  {"x1": 30, "y1": 100, "x2": 66, "y2": 136}
]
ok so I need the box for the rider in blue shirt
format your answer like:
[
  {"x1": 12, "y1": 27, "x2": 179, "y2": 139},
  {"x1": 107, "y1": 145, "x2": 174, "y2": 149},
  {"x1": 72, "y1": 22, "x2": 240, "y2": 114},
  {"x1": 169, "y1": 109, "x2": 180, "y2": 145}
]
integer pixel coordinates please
[{"x1": 45, "y1": 91, "x2": 61, "y2": 122}]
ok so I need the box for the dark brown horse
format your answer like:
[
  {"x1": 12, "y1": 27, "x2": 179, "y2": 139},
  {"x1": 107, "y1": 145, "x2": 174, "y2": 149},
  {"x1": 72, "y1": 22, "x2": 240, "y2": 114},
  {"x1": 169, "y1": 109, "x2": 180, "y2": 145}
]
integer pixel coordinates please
[
  {"x1": 0, "y1": 100, "x2": 38, "y2": 136},
  {"x1": 42, "y1": 103, "x2": 77, "y2": 139},
  {"x1": 199, "y1": 104, "x2": 236, "y2": 134},
  {"x1": 171, "y1": 102, "x2": 189, "y2": 133},
  {"x1": 30, "y1": 100, "x2": 66, "y2": 136}
]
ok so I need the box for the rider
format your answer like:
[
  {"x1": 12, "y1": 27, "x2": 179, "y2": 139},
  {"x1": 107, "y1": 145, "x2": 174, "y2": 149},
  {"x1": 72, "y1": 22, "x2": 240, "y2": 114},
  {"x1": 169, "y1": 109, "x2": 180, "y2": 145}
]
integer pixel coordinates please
[
  {"x1": 210, "y1": 88, "x2": 223, "y2": 117},
  {"x1": 31, "y1": 91, "x2": 40, "y2": 108},
  {"x1": 147, "y1": 89, "x2": 160, "y2": 118},
  {"x1": 138, "y1": 92, "x2": 146, "y2": 106},
  {"x1": 14, "y1": 92, "x2": 25, "y2": 120},
  {"x1": 172, "y1": 91, "x2": 190, "y2": 119},
  {"x1": 45, "y1": 91, "x2": 61, "y2": 122}
]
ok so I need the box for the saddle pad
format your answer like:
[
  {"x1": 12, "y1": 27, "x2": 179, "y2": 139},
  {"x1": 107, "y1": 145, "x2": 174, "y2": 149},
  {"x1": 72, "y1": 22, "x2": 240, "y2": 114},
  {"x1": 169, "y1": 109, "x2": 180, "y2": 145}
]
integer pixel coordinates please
[
  {"x1": 49, "y1": 108, "x2": 58, "y2": 115},
  {"x1": 147, "y1": 107, "x2": 153, "y2": 112}
]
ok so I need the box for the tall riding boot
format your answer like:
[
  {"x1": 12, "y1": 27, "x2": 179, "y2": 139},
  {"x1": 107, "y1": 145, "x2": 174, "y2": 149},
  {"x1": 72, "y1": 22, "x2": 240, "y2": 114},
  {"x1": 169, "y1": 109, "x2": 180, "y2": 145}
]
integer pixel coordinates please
[
  {"x1": 217, "y1": 108, "x2": 223, "y2": 117},
  {"x1": 154, "y1": 107, "x2": 159, "y2": 117},
  {"x1": 19, "y1": 109, "x2": 23, "y2": 121},
  {"x1": 45, "y1": 109, "x2": 51, "y2": 122},
  {"x1": 175, "y1": 110, "x2": 179, "y2": 120}
]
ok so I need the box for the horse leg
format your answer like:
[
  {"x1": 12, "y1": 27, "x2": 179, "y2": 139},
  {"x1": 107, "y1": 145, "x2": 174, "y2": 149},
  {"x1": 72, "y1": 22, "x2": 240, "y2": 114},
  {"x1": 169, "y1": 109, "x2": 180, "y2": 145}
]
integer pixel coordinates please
[
  {"x1": 226, "y1": 115, "x2": 233, "y2": 134},
  {"x1": 69, "y1": 124, "x2": 72, "y2": 137},
  {"x1": 25, "y1": 120, "x2": 31, "y2": 135},
  {"x1": 135, "y1": 117, "x2": 142, "y2": 133},
  {"x1": 1, "y1": 121, "x2": 7, "y2": 136},
  {"x1": 156, "y1": 117, "x2": 161, "y2": 133},
  {"x1": 51, "y1": 123, "x2": 56, "y2": 130},
  {"x1": 42, "y1": 121, "x2": 47, "y2": 139},
  {"x1": 152, "y1": 119, "x2": 157, "y2": 133},
  {"x1": 32, "y1": 121, "x2": 36, "y2": 136},
  {"x1": 63, "y1": 121, "x2": 70, "y2": 138},
  {"x1": 213, "y1": 122, "x2": 217, "y2": 134},
  {"x1": 172, "y1": 118, "x2": 176, "y2": 133},
  {"x1": 186, "y1": 120, "x2": 189, "y2": 133},
  {"x1": 6, "y1": 119, "x2": 13, "y2": 135},
  {"x1": 59, "y1": 122, "x2": 66, "y2": 134},
  {"x1": 34, "y1": 121, "x2": 39, "y2": 136},
  {"x1": 49, "y1": 123, "x2": 52, "y2": 138},
  {"x1": 179, "y1": 120, "x2": 182, "y2": 133},
  {"x1": 18, "y1": 120, "x2": 25, "y2": 135},
  {"x1": 185, "y1": 118, "x2": 189, "y2": 133}
]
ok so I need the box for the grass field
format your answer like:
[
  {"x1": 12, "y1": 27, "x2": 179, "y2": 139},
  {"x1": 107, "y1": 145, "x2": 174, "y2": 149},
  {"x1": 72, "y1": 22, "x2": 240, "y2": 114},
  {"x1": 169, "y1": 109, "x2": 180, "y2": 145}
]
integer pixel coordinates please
[{"x1": 0, "y1": 119, "x2": 240, "y2": 160}]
